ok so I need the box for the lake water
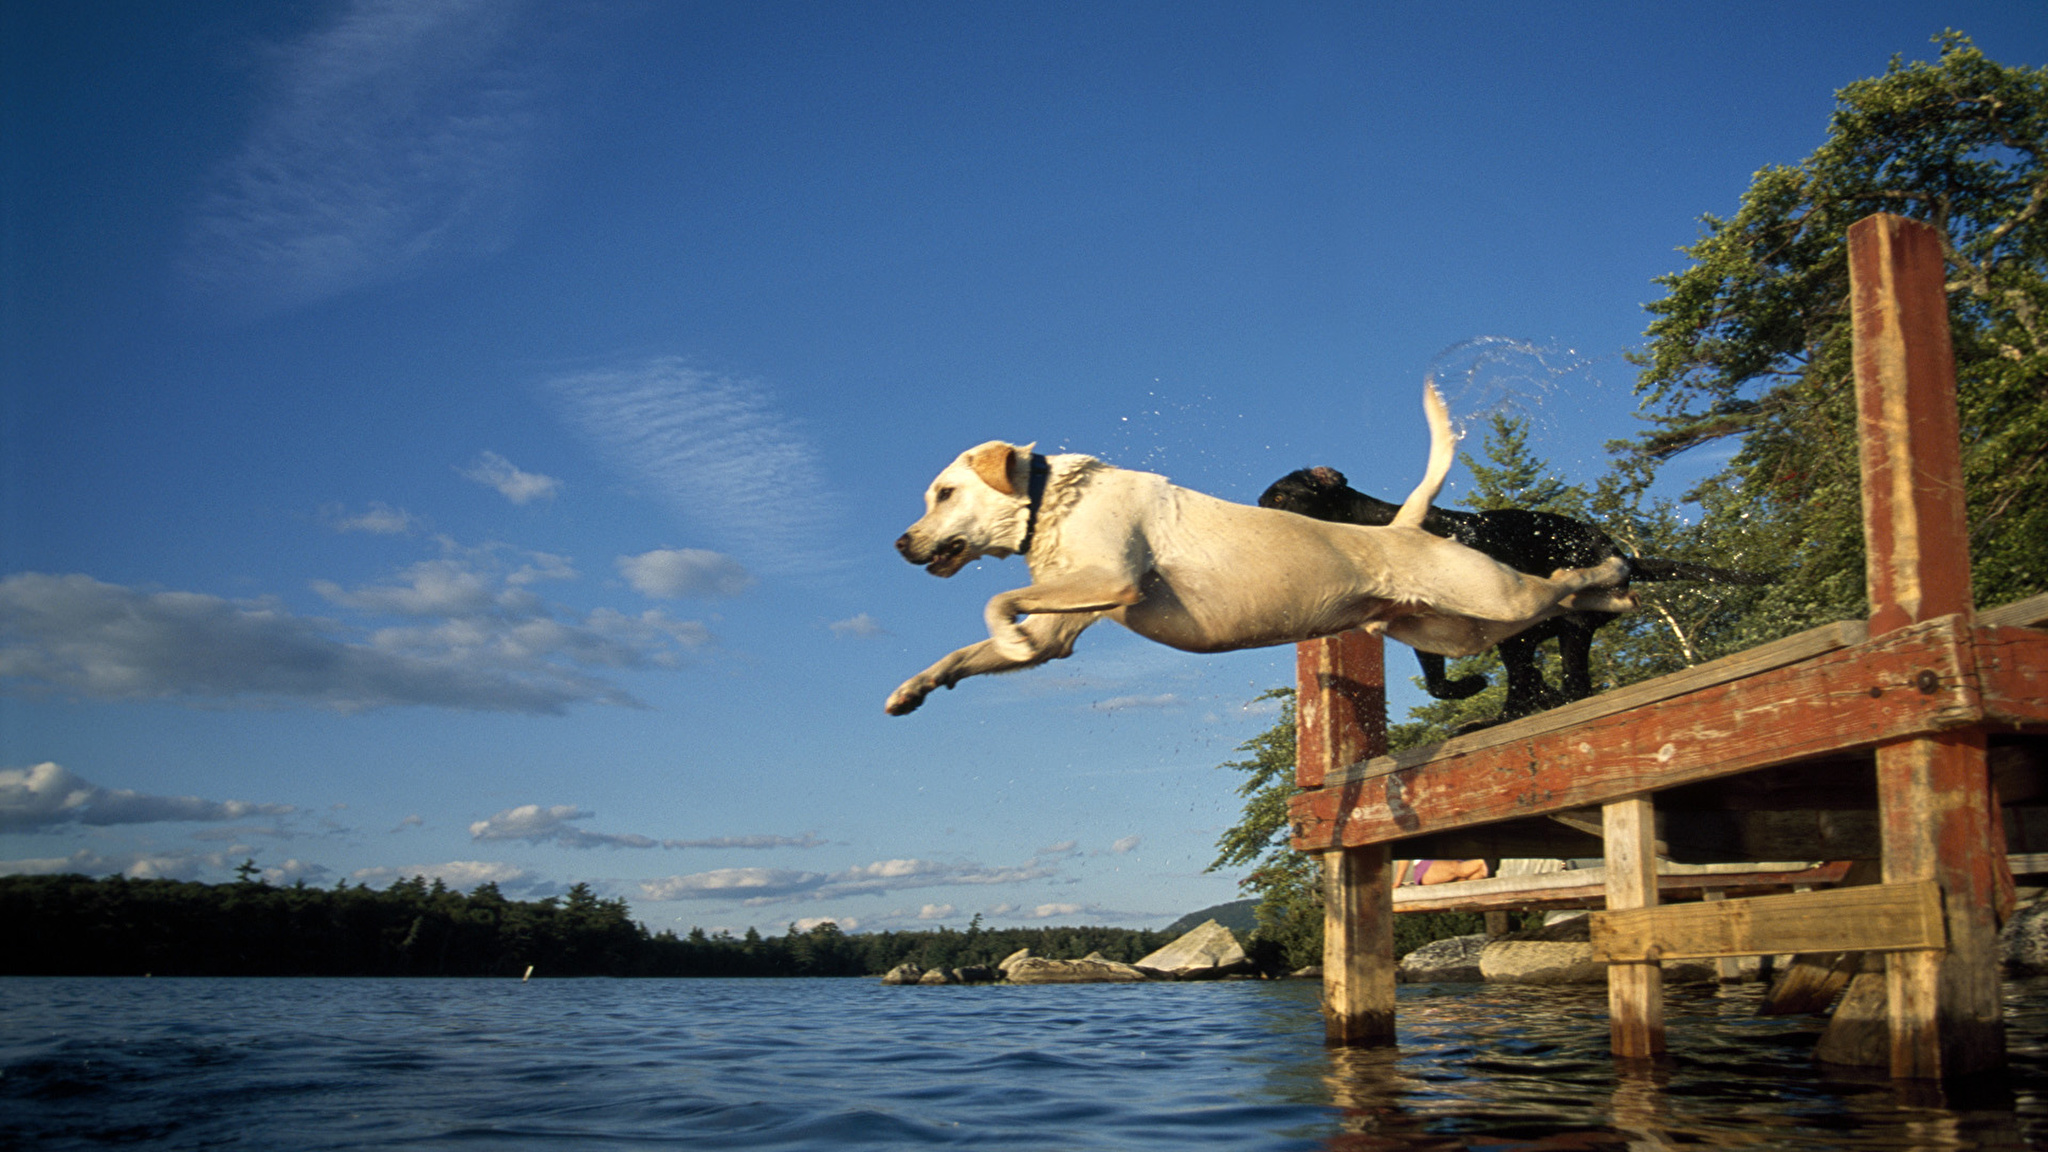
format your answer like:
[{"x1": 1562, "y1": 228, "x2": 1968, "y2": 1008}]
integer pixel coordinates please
[{"x1": 3, "y1": 975, "x2": 2046, "y2": 1150}]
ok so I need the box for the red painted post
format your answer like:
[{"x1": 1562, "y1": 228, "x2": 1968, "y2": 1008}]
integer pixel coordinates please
[
  {"x1": 1296, "y1": 631, "x2": 1394, "y2": 1045},
  {"x1": 1849, "y1": 213, "x2": 2005, "y2": 1079}
]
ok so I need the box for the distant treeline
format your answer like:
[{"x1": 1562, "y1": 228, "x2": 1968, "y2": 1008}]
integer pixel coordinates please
[{"x1": 0, "y1": 873, "x2": 1172, "y2": 979}]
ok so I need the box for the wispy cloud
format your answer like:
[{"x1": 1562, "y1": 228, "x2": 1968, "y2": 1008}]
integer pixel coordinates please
[
  {"x1": 617, "y1": 549, "x2": 754, "y2": 599},
  {"x1": 181, "y1": 0, "x2": 543, "y2": 317},
  {"x1": 0, "y1": 847, "x2": 250, "y2": 882},
  {"x1": 0, "y1": 762, "x2": 295, "y2": 832},
  {"x1": 325, "y1": 502, "x2": 422, "y2": 535},
  {"x1": 351, "y1": 860, "x2": 536, "y2": 892},
  {"x1": 828, "y1": 613, "x2": 885, "y2": 639},
  {"x1": 459, "y1": 452, "x2": 561, "y2": 505},
  {"x1": 469, "y1": 803, "x2": 824, "y2": 851},
  {"x1": 640, "y1": 856, "x2": 1058, "y2": 906},
  {"x1": 1090, "y1": 693, "x2": 1184, "y2": 713},
  {"x1": 0, "y1": 559, "x2": 709, "y2": 714},
  {"x1": 552, "y1": 359, "x2": 846, "y2": 578}
]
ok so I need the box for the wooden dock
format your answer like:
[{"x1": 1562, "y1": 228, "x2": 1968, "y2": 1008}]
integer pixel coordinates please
[{"x1": 1287, "y1": 214, "x2": 2048, "y2": 1080}]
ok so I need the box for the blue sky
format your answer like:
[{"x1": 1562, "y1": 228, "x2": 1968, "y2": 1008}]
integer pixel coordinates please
[{"x1": 4, "y1": 2, "x2": 2042, "y2": 937}]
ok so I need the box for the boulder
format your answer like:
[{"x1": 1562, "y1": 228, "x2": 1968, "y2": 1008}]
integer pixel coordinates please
[
  {"x1": 1479, "y1": 915, "x2": 1606, "y2": 985},
  {"x1": 916, "y1": 967, "x2": 955, "y2": 985},
  {"x1": 998, "y1": 948, "x2": 1034, "y2": 977},
  {"x1": 881, "y1": 963, "x2": 923, "y2": 985},
  {"x1": 2002, "y1": 898, "x2": 2048, "y2": 974},
  {"x1": 954, "y1": 964, "x2": 999, "y2": 984},
  {"x1": 1478, "y1": 915, "x2": 1716, "y2": 985},
  {"x1": 1398, "y1": 933, "x2": 1486, "y2": 983},
  {"x1": 1005, "y1": 955, "x2": 1150, "y2": 984},
  {"x1": 1135, "y1": 919, "x2": 1252, "y2": 981}
]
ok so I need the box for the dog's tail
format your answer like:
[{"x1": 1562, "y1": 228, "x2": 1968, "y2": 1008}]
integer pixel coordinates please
[
  {"x1": 1392, "y1": 381, "x2": 1457, "y2": 530},
  {"x1": 1630, "y1": 557, "x2": 1776, "y2": 585}
]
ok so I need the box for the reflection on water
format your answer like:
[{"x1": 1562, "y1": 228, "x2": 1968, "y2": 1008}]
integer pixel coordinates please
[{"x1": 1, "y1": 975, "x2": 2043, "y2": 1150}]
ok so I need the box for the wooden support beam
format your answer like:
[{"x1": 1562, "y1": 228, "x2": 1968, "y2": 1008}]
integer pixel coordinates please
[
  {"x1": 1590, "y1": 881, "x2": 1945, "y2": 962},
  {"x1": 1604, "y1": 796, "x2": 1663, "y2": 1059},
  {"x1": 1851, "y1": 212, "x2": 2006, "y2": 1081},
  {"x1": 1321, "y1": 846, "x2": 1396, "y2": 1046},
  {"x1": 1297, "y1": 632, "x2": 1393, "y2": 1046}
]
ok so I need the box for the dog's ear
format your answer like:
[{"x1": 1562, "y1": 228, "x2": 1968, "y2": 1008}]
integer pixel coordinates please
[{"x1": 964, "y1": 442, "x2": 1018, "y2": 495}]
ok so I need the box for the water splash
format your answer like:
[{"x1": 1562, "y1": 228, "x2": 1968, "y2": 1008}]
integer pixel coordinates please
[{"x1": 1424, "y1": 336, "x2": 1634, "y2": 487}]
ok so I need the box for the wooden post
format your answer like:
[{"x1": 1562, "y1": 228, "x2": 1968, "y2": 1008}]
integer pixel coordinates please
[
  {"x1": 1604, "y1": 795, "x2": 1664, "y2": 1058},
  {"x1": 1850, "y1": 212, "x2": 2005, "y2": 1080},
  {"x1": 1298, "y1": 631, "x2": 1394, "y2": 1045}
]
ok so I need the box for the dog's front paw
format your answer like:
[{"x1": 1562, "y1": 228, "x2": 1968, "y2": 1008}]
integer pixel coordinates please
[{"x1": 886, "y1": 678, "x2": 933, "y2": 715}]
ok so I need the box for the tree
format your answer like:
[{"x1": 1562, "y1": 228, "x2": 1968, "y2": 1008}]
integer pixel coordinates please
[{"x1": 1624, "y1": 32, "x2": 2048, "y2": 632}]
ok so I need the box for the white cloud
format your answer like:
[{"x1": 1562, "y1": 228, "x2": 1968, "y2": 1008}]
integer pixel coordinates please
[
  {"x1": 180, "y1": 0, "x2": 543, "y2": 317},
  {"x1": 0, "y1": 762, "x2": 295, "y2": 832},
  {"x1": 468, "y1": 803, "x2": 823, "y2": 851},
  {"x1": 917, "y1": 903, "x2": 955, "y2": 920},
  {"x1": 1037, "y1": 839, "x2": 1079, "y2": 856},
  {"x1": 828, "y1": 613, "x2": 885, "y2": 639},
  {"x1": 792, "y1": 916, "x2": 855, "y2": 932},
  {"x1": 460, "y1": 451, "x2": 561, "y2": 505},
  {"x1": 552, "y1": 360, "x2": 845, "y2": 577},
  {"x1": 640, "y1": 855, "x2": 1059, "y2": 906},
  {"x1": 1110, "y1": 834, "x2": 1143, "y2": 854},
  {"x1": 1027, "y1": 903, "x2": 1084, "y2": 919},
  {"x1": 352, "y1": 860, "x2": 533, "y2": 890},
  {"x1": 617, "y1": 549, "x2": 754, "y2": 599},
  {"x1": 326, "y1": 502, "x2": 421, "y2": 535},
  {"x1": 1091, "y1": 693, "x2": 1183, "y2": 713},
  {"x1": 0, "y1": 847, "x2": 235, "y2": 882},
  {"x1": 0, "y1": 567, "x2": 708, "y2": 714}
]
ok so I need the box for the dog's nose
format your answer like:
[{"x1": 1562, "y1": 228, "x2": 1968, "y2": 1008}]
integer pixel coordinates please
[{"x1": 895, "y1": 533, "x2": 916, "y2": 559}]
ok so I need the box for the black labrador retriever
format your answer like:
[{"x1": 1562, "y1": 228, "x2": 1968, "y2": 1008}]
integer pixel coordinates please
[{"x1": 1259, "y1": 466, "x2": 1767, "y2": 726}]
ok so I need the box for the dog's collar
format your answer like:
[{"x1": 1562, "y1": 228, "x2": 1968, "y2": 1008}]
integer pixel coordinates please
[{"x1": 1017, "y1": 455, "x2": 1052, "y2": 555}]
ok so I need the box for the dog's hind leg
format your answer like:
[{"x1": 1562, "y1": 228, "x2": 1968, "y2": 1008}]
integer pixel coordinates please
[
  {"x1": 1555, "y1": 615, "x2": 1602, "y2": 702},
  {"x1": 1416, "y1": 651, "x2": 1487, "y2": 700},
  {"x1": 888, "y1": 612, "x2": 1101, "y2": 715}
]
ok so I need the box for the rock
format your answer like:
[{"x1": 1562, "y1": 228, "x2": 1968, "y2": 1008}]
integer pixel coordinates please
[
  {"x1": 1290, "y1": 965, "x2": 1322, "y2": 979},
  {"x1": 2001, "y1": 898, "x2": 2048, "y2": 974},
  {"x1": 1005, "y1": 955, "x2": 1150, "y2": 984},
  {"x1": 1398, "y1": 933, "x2": 1487, "y2": 983},
  {"x1": 1135, "y1": 919, "x2": 1253, "y2": 980},
  {"x1": 1479, "y1": 915, "x2": 1607, "y2": 985},
  {"x1": 1477, "y1": 915, "x2": 1717, "y2": 985},
  {"x1": 881, "y1": 963, "x2": 924, "y2": 985},
  {"x1": 916, "y1": 967, "x2": 955, "y2": 985},
  {"x1": 954, "y1": 964, "x2": 998, "y2": 984},
  {"x1": 998, "y1": 948, "x2": 1034, "y2": 977}
]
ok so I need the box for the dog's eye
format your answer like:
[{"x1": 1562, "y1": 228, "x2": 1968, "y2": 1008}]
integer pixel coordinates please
[{"x1": 935, "y1": 487, "x2": 954, "y2": 503}]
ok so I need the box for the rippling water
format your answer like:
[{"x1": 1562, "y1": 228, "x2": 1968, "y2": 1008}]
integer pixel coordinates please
[{"x1": 3, "y1": 975, "x2": 2045, "y2": 1150}]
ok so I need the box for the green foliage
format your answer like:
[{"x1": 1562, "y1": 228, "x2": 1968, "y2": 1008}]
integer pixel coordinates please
[
  {"x1": 1213, "y1": 35, "x2": 2048, "y2": 957},
  {"x1": 0, "y1": 872, "x2": 1169, "y2": 978},
  {"x1": 1627, "y1": 31, "x2": 2048, "y2": 623}
]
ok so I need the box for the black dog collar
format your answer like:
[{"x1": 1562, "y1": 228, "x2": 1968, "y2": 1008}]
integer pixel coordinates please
[{"x1": 1017, "y1": 455, "x2": 1052, "y2": 554}]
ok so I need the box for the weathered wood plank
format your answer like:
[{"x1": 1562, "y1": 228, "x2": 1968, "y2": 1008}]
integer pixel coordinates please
[
  {"x1": 1977, "y1": 626, "x2": 2048, "y2": 729},
  {"x1": 1591, "y1": 881, "x2": 1944, "y2": 962},
  {"x1": 1321, "y1": 846, "x2": 1395, "y2": 1045},
  {"x1": 1320, "y1": 619, "x2": 1867, "y2": 788},
  {"x1": 1295, "y1": 632, "x2": 1383, "y2": 790},
  {"x1": 1979, "y1": 590, "x2": 2048, "y2": 630},
  {"x1": 1290, "y1": 617, "x2": 1982, "y2": 851},
  {"x1": 1605, "y1": 797, "x2": 1664, "y2": 1058},
  {"x1": 1390, "y1": 862, "x2": 1853, "y2": 913},
  {"x1": 1853, "y1": 213, "x2": 2004, "y2": 1080}
]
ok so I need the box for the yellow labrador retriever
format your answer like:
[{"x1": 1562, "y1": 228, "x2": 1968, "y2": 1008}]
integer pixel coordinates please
[{"x1": 886, "y1": 385, "x2": 1635, "y2": 715}]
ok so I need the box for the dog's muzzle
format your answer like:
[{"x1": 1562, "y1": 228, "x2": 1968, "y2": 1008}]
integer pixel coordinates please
[{"x1": 897, "y1": 533, "x2": 970, "y2": 577}]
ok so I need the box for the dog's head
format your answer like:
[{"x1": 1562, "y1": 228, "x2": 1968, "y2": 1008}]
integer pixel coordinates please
[
  {"x1": 895, "y1": 441, "x2": 1037, "y2": 577},
  {"x1": 1259, "y1": 466, "x2": 1400, "y2": 526}
]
